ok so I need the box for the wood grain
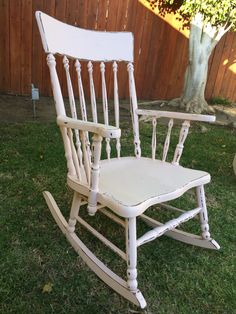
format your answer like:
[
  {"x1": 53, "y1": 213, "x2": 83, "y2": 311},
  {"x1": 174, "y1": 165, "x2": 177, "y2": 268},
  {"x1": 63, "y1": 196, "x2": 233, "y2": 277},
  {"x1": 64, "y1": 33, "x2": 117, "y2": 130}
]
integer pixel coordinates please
[{"x1": 0, "y1": 0, "x2": 236, "y2": 102}]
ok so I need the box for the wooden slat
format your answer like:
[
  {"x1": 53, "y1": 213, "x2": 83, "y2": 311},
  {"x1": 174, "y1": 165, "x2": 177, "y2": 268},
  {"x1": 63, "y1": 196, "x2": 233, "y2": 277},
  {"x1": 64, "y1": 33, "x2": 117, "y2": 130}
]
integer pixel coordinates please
[
  {"x1": 21, "y1": 0, "x2": 32, "y2": 95},
  {"x1": 227, "y1": 35, "x2": 236, "y2": 101},
  {"x1": 152, "y1": 21, "x2": 178, "y2": 99},
  {"x1": 107, "y1": 0, "x2": 129, "y2": 99},
  {"x1": 219, "y1": 33, "x2": 236, "y2": 99},
  {"x1": 104, "y1": 0, "x2": 120, "y2": 99},
  {"x1": 211, "y1": 32, "x2": 234, "y2": 98},
  {"x1": 74, "y1": 1, "x2": 90, "y2": 103},
  {"x1": 64, "y1": 0, "x2": 77, "y2": 97},
  {"x1": 137, "y1": 9, "x2": 156, "y2": 100},
  {"x1": 76, "y1": 0, "x2": 88, "y2": 28},
  {"x1": 0, "y1": 0, "x2": 10, "y2": 93},
  {"x1": 9, "y1": 0, "x2": 22, "y2": 94},
  {"x1": 87, "y1": 1, "x2": 100, "y2": 100},
  {"x1": 54, "y1": 0, "x2": 67, "y2": 97},
  {"x1": 1, "y1": 0, "x2": 236, "y2": 102},
  {"x1": 206, "y1": 34, "x2": 227, "y2": 100},
  {"x1": 32, "y1": 0, "x2": 44, "y2": 95},
  {"x1": 42, "y1": 0, "x2": 55, "y2": 96},
  {"x1": 164, "y1": 32, "x2": 188, "y2": 100},
  {"x1": 146, "y1": 15, "x2": 167, "y2": 99},
  {"x1": 119, "y1": 0, "x2": 138, "y2": 99},
  {"x1": 132, "y1": 2, "x2": 147, "y2": 95}
]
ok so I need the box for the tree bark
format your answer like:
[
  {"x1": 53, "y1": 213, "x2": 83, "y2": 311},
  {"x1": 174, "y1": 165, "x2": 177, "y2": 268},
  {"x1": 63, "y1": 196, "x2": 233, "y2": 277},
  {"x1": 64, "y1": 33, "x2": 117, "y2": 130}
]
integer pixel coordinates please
[{"x1": 169, "y1": 13, "x2": 229, "y2": 114}]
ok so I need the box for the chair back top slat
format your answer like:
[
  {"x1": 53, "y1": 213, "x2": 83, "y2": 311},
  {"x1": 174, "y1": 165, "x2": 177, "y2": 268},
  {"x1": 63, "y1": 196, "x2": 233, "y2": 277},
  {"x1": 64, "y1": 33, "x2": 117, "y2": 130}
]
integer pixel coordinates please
[{"x1": 36, "y1": 11, "x2": 134, "y2": 62}]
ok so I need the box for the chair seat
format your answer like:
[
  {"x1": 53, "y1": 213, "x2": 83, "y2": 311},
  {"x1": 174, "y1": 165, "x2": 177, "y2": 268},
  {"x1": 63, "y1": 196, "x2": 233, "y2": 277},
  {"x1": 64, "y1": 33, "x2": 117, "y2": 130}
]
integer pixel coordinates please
[
  {"x1": 99, "y1": 157, "x2": 210, "y2": 214},
  {"x1": 69, "y1": 157, "x2": 210, "y2": 218}
]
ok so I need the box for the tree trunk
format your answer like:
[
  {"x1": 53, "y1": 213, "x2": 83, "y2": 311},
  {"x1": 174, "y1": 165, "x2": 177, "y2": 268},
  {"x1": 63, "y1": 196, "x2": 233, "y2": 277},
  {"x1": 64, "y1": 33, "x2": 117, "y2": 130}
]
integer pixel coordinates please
[{"x1": 170, "y1": 13, "x2": 229, "y2": 114}]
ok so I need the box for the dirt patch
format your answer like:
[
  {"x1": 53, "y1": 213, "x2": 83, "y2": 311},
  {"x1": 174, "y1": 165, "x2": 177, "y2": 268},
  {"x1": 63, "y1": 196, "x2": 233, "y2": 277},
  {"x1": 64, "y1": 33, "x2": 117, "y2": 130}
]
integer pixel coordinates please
[
  {"x1": 0, "y1": 94, "x2": 56, "y2": 123},
  {"x1": 1, "y1": 94, "x2": 236, "y2": 127}
]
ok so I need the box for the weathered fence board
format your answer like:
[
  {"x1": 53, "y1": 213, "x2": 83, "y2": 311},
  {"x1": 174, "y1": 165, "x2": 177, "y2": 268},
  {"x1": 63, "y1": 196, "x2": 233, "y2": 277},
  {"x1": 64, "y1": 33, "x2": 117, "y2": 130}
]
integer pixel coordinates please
[{"x1": 0, "y1": 0, "x2": 235, "y2": 101}]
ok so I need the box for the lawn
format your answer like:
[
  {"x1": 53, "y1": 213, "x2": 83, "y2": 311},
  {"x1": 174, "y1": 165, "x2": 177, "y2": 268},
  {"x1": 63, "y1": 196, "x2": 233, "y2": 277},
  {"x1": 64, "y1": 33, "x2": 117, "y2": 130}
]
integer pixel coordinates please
[{"x1": 0, "y1": 119, "x2": 235, "y2": 313}]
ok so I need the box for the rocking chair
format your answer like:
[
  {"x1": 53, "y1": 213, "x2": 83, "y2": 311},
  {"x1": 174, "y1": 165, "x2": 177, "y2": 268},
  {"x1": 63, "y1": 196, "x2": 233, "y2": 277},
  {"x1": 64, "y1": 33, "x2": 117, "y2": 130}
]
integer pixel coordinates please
[{"x1": 36, "y1": 11, "x2": 220, "y2": 309}]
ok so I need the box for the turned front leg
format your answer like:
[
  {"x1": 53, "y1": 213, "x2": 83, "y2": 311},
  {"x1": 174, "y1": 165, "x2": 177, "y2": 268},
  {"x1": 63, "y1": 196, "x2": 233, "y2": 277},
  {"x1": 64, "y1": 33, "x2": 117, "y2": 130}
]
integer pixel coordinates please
[
  {"x1": 196, "y1": 185, "x2": 211, "y2": 240},
  {"x1": 68, "y1": 192, "x2": 82, "y2": 233},
  {"x1": 126, "y1": 217, "x2": 138, "y2": 291}
]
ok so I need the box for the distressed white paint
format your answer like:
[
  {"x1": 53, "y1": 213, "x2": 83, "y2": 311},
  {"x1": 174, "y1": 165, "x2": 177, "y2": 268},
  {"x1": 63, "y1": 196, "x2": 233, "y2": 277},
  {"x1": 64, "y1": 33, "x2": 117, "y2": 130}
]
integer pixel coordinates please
[
  {"x1": 126, "y1": 218, "x2": 138, "y2": 291},
  {"x1": 137, "y1": 207, "x2": 201, "y2": 247},
  {"x1": 136, "y1": 109, "x2": 216, "y2": 122},
  {"x1": 88, "y1": 61, "x2": 98, "y2": 123},
  {"x1": 68, "y1": 192, "x2": 82, "y2": 233},
  {"x1": 196, "y1": 185, "x2": 211, "y2": 240},
  {"x1": 37, "y1": 11, "x2": 220, "y2": 310},
  {"x1": 75, "y1": 60, "x2": 92, "y2": 170},
  {"x1": 172, "y1": 120, "x2": 190, "y2": 165},
  {"x1": 100, "y1": 62, "x2": 111, "y2": 159},
  {"x1": 75, "y1": 59, "x2": 88, "y2": 121},
  {"x1": 87, "y1": 134, "x2": 102, "y2": 216},
  {"x1": 162, "y1": 118, "x2": 173, "y2": 162},
  {"x1": 113, "y1": 62, "x2": 121, "y2": 158},
  {"x1": 76, "y1": 215, "x2": 126, "y2": 260},
  {"x1": 63, "y1": 56, "x2": 77, "y2": 119},
  {"x1": 63, "y1": 56, "x2": 85, "y2": 173},
  {"x1": 151, "y1": 118, "x2": 157, "y2": 160},
  {"x1": 36, "y1": 11, "x2": 133, "y2": 62},
  {"x1": 43, "y1": 191, "x2": 146, "y2": 309},
  {"x1": 140, "y1": 213, "x2": 220, "y2": 250},
  {"x1": 127, "y1": 63, "x2": 141, "y2": 157}
]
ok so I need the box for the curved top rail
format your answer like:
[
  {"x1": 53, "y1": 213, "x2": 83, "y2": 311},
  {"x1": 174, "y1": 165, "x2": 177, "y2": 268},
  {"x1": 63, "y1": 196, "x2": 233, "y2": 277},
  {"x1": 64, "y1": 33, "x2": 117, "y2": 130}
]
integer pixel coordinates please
[{"x1": 35, "y1": 11, "x2": 134, "y2": 62}]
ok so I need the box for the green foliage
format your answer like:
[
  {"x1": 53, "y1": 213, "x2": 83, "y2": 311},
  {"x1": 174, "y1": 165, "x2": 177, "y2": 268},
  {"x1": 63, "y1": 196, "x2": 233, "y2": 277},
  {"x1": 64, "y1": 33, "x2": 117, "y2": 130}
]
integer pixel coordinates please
[
  {"x1": 208, "y1": 97, "x2": 231, "y2": 106},
  {"x1": 154, "y1": 0, "x2": 236, "y2": 30}
]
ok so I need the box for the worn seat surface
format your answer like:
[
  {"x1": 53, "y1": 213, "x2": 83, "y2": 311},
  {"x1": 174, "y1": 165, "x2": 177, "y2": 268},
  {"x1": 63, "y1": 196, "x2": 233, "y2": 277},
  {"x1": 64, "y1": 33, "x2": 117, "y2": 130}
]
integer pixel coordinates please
[{"x1": 68, "y1": 157, "x2": 210, "y2": 217}]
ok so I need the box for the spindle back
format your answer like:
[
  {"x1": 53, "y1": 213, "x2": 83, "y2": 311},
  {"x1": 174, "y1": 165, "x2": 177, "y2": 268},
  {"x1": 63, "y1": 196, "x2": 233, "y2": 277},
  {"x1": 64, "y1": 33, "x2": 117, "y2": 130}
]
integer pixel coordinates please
[{"x1": 36, "y1": 11, "x2": 141, "y2": 186}]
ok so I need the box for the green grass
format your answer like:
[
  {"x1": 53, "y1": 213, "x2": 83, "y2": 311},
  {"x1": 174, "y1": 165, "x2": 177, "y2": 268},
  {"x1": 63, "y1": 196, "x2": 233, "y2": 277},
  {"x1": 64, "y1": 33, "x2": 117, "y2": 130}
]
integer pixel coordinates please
[
  {"x1": 208, "y1": 97, "x2": 232, "y2": 106},
  {"x1": 0, "y1": 120, "x2": 236, "y2": 314}
]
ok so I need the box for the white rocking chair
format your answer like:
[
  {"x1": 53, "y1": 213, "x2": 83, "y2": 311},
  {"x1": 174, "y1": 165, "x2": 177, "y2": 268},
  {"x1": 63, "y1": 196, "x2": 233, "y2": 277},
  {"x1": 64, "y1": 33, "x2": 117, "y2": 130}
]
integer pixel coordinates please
[{"x1": 36, "y1": 11, "x2": 220, "y2": 309}]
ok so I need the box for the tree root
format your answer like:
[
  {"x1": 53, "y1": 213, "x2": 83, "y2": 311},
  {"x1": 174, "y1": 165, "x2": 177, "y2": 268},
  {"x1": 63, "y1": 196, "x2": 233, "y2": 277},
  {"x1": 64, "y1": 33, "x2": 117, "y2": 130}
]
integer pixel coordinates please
[{"x1": 168, "y1": 97, "x2": 215, "y2": 114}]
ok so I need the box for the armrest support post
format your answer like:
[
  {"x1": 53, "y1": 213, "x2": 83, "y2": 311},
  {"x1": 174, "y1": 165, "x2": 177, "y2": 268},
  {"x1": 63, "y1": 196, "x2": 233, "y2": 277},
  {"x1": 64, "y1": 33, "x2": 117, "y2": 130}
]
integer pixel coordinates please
[{"x1": 87, "y1": 134, "x2": 103, "y2": 216}]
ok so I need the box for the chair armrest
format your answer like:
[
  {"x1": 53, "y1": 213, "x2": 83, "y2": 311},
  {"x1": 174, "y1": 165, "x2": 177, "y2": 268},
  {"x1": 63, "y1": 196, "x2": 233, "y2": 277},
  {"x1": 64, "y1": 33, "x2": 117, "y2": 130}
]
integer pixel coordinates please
[
  {"x1": 57, "y1": 115, "x2": 121, "y2": 138},
  {"x1": 136, "y1": 109, "x2": 216, "y2": 123}
]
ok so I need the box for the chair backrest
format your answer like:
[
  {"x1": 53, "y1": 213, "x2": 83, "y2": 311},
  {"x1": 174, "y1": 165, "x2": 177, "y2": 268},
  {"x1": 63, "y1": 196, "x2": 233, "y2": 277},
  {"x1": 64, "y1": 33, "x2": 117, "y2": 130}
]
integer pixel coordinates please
[{"x1": 36, "y1": 11, "x2": 141, "y2": 186}]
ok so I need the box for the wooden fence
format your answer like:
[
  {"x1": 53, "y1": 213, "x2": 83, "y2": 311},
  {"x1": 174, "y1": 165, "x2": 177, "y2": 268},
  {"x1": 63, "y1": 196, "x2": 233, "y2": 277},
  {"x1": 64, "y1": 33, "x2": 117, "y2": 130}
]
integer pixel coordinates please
[{"x1": 0, "y1": 0, "x2": 236, "y2": 101}]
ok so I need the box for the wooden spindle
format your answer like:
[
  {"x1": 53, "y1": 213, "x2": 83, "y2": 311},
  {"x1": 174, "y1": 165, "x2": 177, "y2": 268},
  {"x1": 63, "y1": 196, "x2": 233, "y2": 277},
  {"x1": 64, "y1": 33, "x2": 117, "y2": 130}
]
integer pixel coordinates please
[
  {"x1": 68, "y1": 128, "x2": 82, "y2": 181},
  {"x1": 88, "y1": 61, "x2": 98, "y2": 123},
  {"x1": 47, "y1": 54, "x2": 75, "y2": 176},
  {"x1": 87, "y1": 134, "x2": 103, "y2": 216},
  {"x1": 172, "y1": 120, "x2": 190, "y2": 165},
  {"x1": 152, "y1": 118, "x2": 157, "y2": 160},
  {"x1": 162, "y1": 118, "x2": 174, "y2": 162},
  {"x1": 126, "y1": 218, "x2": 138, "y2": 292},
  {"x1": 63, "y1": 56, "x2": 84, "y2": 172},
  {"x1": 46, "y1": 54, "x2": 65, "y2": 116},
  {"x1": 127, "y1": 62, "x2": 141, "y2": 158},
  {"x1": 80, "y1": 130, "x2": 91, "y2": 186},
  {"x1": 75, "y1": 59, "x2": 92, "y2": 168},
  {"x1": 100, "y1": 62, "x2": 111, "y2": 160},
  {"x1": 75, "y1": 59, "x2": 88, "y2": 121},
  {"x1": 63, "y1": 56, "x2": 77, "y2": 119},
  {"x1": 196, "y1": 186, "x2": 211, "y2": 240},
  {"x1": 60, "y1": 127, "x2": 76, "y2": 176},
  {"x1": 113, "y1": 62, "x2": 121, "y2": 158}
]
